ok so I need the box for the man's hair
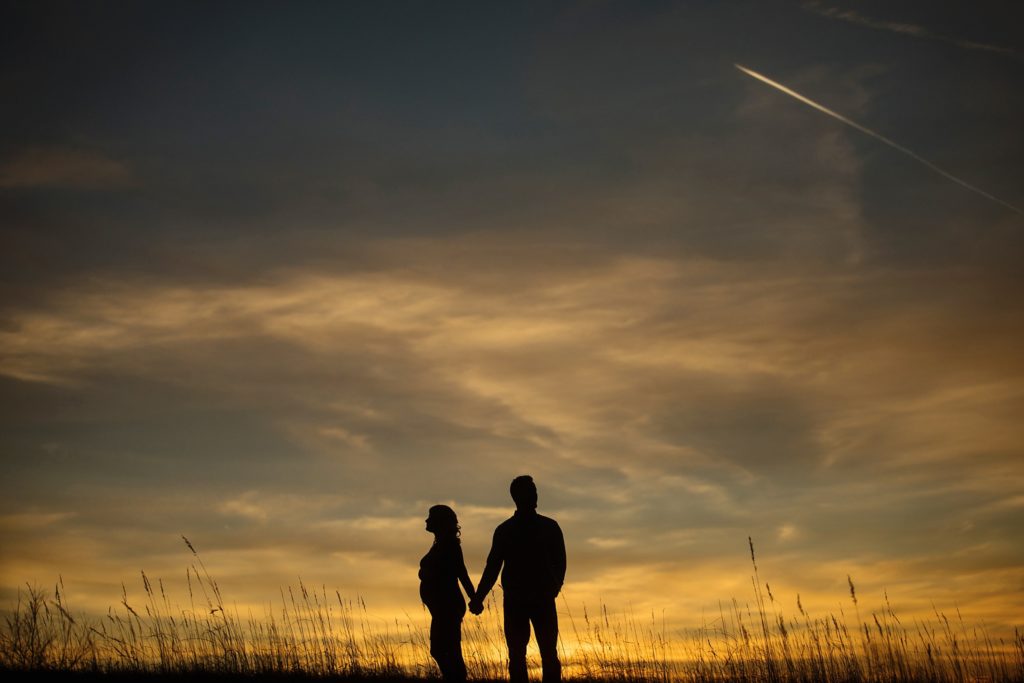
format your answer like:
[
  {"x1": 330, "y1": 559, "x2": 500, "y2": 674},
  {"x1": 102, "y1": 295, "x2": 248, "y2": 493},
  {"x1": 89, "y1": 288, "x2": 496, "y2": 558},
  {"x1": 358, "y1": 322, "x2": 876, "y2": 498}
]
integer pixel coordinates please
[{"x1": 510, "y1": 475, "x2": 537, "y2": 506}]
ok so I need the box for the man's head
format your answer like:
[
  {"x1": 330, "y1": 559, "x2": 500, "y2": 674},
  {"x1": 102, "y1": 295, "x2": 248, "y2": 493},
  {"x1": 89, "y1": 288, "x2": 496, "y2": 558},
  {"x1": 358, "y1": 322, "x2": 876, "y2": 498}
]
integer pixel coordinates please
[{"x1": 510, "y1": 475, "x2": 538, "y2": 511}]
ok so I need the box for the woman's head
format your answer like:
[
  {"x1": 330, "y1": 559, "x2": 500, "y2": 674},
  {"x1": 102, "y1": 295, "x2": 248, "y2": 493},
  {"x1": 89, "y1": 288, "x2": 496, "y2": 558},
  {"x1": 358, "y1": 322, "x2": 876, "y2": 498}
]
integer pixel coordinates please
[{"x1": 425, "y1": 504, "x2": 460, "y2": 541}]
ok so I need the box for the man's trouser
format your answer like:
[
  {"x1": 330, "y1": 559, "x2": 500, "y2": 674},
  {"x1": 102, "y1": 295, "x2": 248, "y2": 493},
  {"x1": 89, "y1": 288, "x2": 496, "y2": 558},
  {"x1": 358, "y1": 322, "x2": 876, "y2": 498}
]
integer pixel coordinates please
[{"x1": 504, "y1": 593, "x2": 560, "y2": 683}]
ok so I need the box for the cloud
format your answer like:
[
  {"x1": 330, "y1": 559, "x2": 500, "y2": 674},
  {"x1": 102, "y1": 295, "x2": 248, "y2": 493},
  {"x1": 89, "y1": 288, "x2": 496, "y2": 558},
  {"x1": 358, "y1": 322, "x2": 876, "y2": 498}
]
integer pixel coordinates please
[
  {"x1": 0, "y1": 510, "x2": 77, "y2": 530},
  {"x1": 2, "y1": 246, "x2": 1022, "y2": 634},
  {"x1": 1, "y1": 13, "x2": 1022, "y2": 636},
  {"x1": 802, "y1": 2, "x2": 1022, "y2": 60},
  {"x1": 218, "y1": 492, "x2": 270, "y2": 522},
  {"x1": 2, "y1": 239, "x2": 1021, "y2": 481},
  {"x1": 2, "y1": 77, "x2": 1022, "y2": 622},
  {"x1": 0, "y1": 147, "x2": 133, "y2": 190}
]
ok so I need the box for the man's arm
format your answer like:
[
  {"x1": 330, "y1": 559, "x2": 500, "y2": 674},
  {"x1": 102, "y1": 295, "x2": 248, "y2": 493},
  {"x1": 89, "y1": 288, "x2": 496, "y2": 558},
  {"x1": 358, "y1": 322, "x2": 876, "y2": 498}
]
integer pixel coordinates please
[
  {"x1": 470, "y1": 528, "x2": 504, "y2": 612},
  {"x1": 552, "y1": 521, "x2": 566, "y2": 597}
]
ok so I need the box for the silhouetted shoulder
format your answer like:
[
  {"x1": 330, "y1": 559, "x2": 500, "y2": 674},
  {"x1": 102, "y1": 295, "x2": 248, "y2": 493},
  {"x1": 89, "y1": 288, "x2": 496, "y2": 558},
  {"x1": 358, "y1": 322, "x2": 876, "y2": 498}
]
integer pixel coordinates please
[
  {"x1": 536, "y1": 514, "x2": 561, "y2": 529},
  {"x1": 495, "y1": 516, "x2": 517, "y2": 532}
]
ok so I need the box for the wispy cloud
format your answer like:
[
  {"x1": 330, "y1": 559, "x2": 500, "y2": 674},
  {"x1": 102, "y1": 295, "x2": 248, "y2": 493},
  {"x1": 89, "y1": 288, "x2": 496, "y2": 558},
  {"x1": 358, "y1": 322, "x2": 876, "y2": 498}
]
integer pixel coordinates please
[
  {"x1": 0, "y1": 147, "x2": 133, "y2": 190},
  {"x1": 802, "y1": 2, "x2": 1022, "y2": 59},
  {"x1": 2, "y1": 242, "x2": 1021, "y2": 593},
  {"x1": 1, "y1": 3, "x2": 1022, "y2": 634},
  {"x1": 0, "y1": 510, "x2": 77, "y2": 530}
]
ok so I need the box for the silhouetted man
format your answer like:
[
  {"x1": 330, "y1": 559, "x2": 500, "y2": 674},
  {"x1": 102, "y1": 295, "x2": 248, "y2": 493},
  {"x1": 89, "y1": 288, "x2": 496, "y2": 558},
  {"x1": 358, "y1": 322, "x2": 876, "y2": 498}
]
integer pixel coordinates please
[{"x1": 469, "y1": 475, "x2": 566, "y2": 683}]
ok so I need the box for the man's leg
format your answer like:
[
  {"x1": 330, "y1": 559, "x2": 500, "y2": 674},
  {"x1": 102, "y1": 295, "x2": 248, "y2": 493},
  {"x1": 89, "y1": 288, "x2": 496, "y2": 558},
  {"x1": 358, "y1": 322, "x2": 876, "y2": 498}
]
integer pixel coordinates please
[
  {"x1": 531, "y1": 598, "x2": 561, "y2": 683},
  {"x1": 503, "y1": 595, "x2": 531, "y2": 683}
]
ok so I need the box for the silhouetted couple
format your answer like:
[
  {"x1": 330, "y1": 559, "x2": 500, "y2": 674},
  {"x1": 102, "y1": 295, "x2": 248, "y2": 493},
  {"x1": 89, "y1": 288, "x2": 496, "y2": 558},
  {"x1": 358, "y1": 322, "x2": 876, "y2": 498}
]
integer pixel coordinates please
[{"x1": 419, "y1": 475, "x2": 566, "y2": 683}]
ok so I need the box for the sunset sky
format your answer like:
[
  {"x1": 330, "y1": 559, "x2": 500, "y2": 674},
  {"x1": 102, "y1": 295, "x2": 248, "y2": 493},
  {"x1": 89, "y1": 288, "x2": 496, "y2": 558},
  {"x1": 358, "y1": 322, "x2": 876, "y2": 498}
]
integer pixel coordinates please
[{"x1": 2, "y1": 1, "x2": 1023, "y2": 636}]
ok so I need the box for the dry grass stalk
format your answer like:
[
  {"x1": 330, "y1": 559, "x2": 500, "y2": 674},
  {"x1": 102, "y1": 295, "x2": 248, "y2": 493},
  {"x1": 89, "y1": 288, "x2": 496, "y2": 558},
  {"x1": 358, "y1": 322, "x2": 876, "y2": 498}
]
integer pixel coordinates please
[{"x1": 2, "y1": 538, "x2": 1022, "y2": 682}]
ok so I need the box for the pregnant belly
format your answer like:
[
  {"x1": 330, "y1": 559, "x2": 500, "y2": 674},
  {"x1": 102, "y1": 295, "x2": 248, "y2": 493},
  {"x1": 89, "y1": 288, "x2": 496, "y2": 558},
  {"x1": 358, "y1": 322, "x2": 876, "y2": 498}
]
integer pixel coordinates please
[{"x1": 420, "y1": 584, "x2": 466, "y2": 614}]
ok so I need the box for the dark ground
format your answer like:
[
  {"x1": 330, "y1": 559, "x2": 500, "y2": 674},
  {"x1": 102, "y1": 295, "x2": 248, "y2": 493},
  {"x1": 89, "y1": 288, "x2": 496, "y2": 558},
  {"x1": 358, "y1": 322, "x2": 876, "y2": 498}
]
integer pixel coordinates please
[{"x1": 0, "y1": 672, "x2": 464, "y2": 683}]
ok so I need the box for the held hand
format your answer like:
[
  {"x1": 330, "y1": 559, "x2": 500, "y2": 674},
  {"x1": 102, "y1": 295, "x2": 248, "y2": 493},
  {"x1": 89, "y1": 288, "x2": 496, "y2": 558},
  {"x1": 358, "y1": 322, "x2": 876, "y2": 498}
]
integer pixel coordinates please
[{"x1": 468, "y1": 599, "x2": 484, "y2": 616}]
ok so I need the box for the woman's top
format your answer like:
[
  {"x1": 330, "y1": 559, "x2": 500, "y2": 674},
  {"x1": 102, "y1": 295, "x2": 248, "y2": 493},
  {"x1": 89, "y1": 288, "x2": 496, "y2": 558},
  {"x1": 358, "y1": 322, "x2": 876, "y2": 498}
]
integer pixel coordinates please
[{"x1": 419, "y1": 537, "x2": 475, "y2": 615}]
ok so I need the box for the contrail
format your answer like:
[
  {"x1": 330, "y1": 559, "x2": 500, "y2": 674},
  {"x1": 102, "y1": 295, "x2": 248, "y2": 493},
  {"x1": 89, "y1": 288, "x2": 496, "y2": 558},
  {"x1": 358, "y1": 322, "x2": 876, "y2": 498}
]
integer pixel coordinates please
[
  {"x1": 735, "y1": 64, "x2": 1023, "y2": 215},
  {"x1": 800, "y1": 2, "x2": 1021, "y2": 60}
]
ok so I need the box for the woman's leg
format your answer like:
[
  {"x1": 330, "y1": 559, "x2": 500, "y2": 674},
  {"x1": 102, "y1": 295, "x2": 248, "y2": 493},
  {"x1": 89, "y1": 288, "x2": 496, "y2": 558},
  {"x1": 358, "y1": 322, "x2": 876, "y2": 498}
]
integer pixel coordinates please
[{"x1": 430, "y1": 611, "x2": 467, "y2": 682}]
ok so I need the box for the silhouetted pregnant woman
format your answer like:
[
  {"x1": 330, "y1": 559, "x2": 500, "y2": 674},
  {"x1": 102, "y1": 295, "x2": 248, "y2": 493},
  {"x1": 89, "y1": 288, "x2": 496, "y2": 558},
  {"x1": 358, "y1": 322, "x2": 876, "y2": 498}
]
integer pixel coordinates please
[{"x1": 420, "y1": 504, "x2": 475, "y2": 682}]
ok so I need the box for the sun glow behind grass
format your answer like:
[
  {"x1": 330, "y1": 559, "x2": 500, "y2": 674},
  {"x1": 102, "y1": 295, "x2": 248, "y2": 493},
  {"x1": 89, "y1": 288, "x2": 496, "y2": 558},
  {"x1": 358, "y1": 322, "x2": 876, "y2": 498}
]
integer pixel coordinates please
[{"x1": 2, "y1": 538, "x2": 1022, "y2": 681}]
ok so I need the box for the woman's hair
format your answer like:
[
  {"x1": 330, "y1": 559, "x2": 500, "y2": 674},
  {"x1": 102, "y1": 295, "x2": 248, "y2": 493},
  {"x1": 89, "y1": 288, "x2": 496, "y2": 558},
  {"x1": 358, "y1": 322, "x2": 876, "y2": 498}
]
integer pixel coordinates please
[{"x1": 428, "y1": 504, "x2": 461, "y2": 543}]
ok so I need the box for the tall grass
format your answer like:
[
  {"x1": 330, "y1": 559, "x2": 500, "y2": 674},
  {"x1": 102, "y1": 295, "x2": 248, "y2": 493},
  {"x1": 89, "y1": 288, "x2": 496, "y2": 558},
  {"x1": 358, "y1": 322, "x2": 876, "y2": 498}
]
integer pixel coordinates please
[{"x1": 2, "y1": 536, "x2": 1021, "y2": 682}]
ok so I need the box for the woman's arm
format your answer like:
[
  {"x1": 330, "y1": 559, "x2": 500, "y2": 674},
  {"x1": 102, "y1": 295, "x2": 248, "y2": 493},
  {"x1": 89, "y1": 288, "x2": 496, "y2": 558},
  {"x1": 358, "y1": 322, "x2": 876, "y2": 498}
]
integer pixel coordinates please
[{"x1": 455, "y1": 545, "x2": 476, "y2": 600}]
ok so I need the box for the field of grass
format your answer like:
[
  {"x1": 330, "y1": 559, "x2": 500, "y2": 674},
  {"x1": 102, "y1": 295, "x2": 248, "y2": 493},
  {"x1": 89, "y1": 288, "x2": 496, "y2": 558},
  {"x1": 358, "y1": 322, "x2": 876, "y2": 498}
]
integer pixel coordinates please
[{"x1": 2, "y1": 537, "x2": 1021, "y2": 682}]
